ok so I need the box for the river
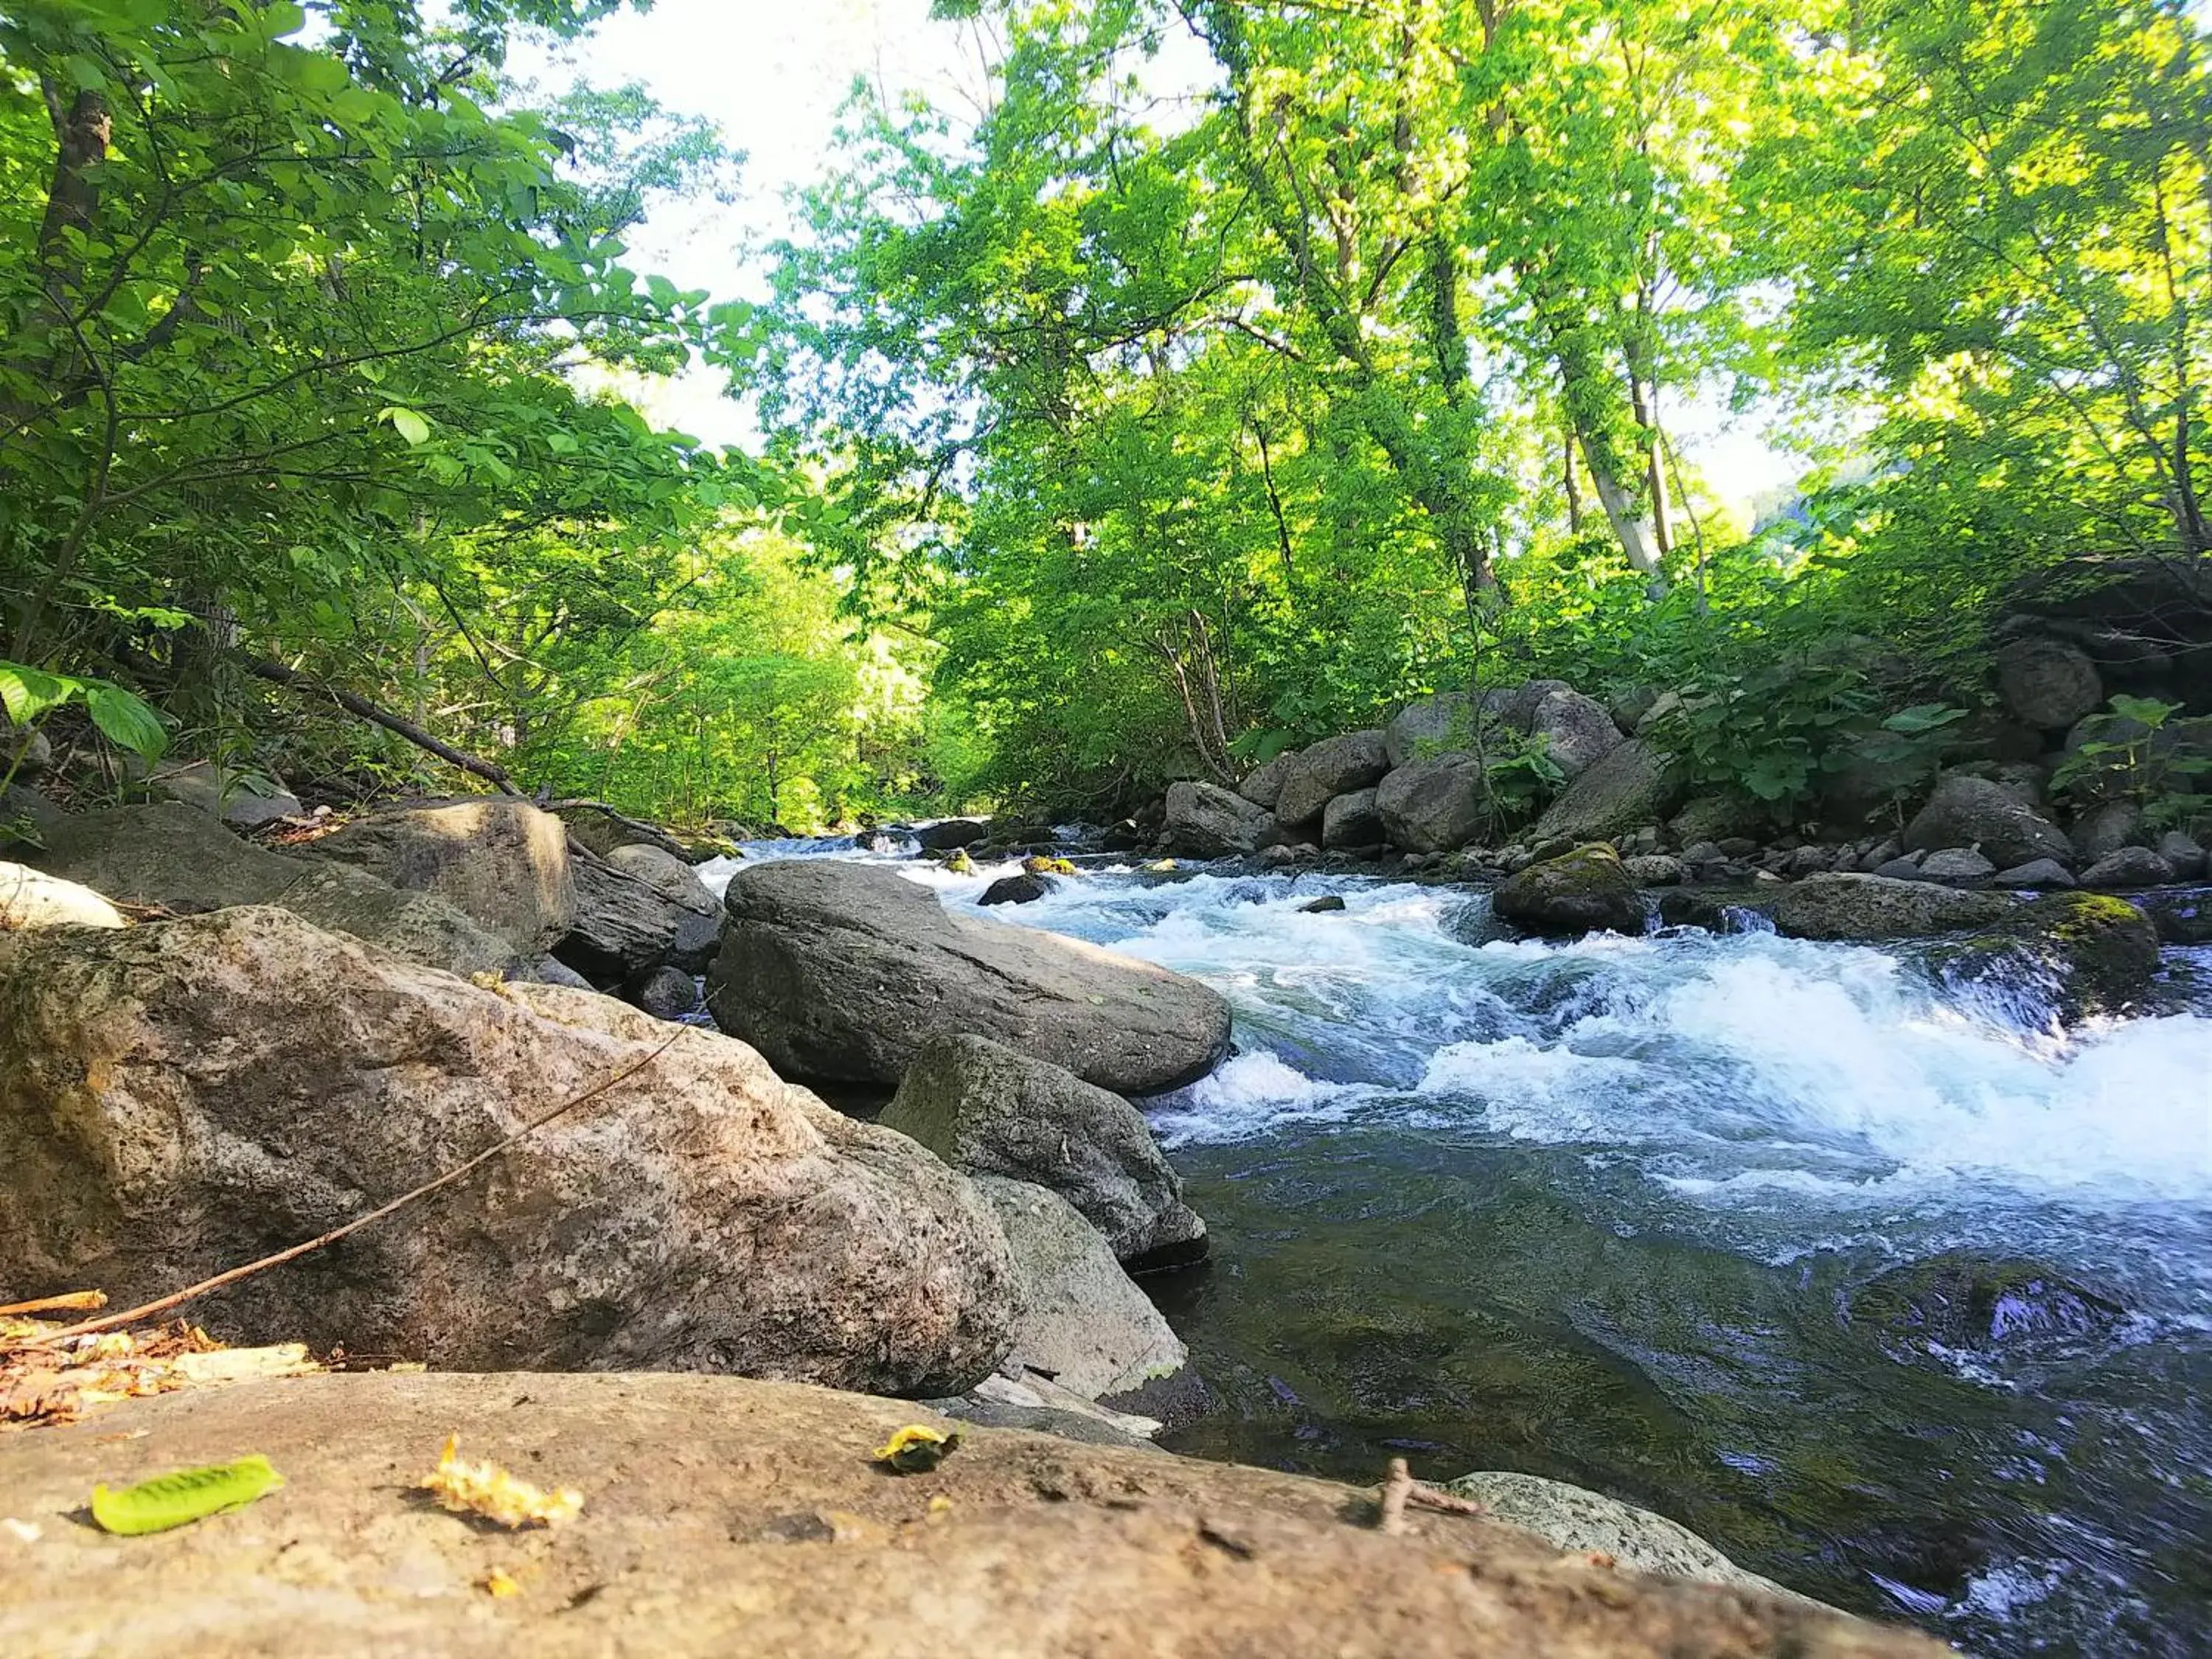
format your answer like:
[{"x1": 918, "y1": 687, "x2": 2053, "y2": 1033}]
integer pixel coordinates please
[{"x1": 700, "y1": 840, "x2": 2212, "y2": 1656}]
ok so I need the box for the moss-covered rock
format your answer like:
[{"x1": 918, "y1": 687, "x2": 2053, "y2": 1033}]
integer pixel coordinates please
[
  {"x1": 1848, "y1": 1252, "x2": 2127, "y2": 1361},
  {"x1": 1492, "y1": 844, "x2": 1645, "y2": 937},
  {"x1": 1933, "y1": 891, "x2": 2161, "y2": 1020},
  {"x1": 1026, "y1": 854, "x2": 1079, "y2": 876}
]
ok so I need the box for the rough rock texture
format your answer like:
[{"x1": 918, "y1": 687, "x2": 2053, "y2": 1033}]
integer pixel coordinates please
[
  {"x1": 1523, "y1": 686, "x2": 1624, "y2": 779},
  {"x1": 625, "y1": 962, "x2": 703, "y2": 1020},
  {"x1": 1669, "y1": 793, "x2": 1769, "y2": 846},
  {"x1": 2075, "y1": 800, "x2": 2148, "y2": 863},
  {"x1": 1493, "y1": 845, "x2": 1645, "y2": 938},
  {"x1": 1534, "y1": 740, "x2": 1684, "y2": 846},
  {"x1": 1934, "y1": 891, "x2": 2162, "y2": 1020},
  {"x1": 973, "y1": 1175, "x2": 1188, "y2": 1399},
  {"x1": 552, "y1": 800, "x2": 695, "y2": 863},
  {"x1": 2078, "y1": 846, "x2": 2175, "y2": 890},
  {"x1": 1375, "y1": 756, "x2": 1492, "y2": 852},
  {"x1": 2155, "y1": 830, "x2": 2207, "y2": 879},
  {"x1": 1385, "y1": 690, "x2": 1478, "y2": 768},
  {"x1": 708, "y1": 860, "x2": 1232, "y2": 1095},
  {"x1": 1902, "y1": 773, "x2": 2073, "y2": 872},
  {"x1": 0, "y1": 1370, "x2": 1935, "y2": 1659},
  {"x1": 1621, "y1": 853, "x2": 1686, "y2": 886},
  {"x1": 1992, "y1": 858, "x2": 2076, "y2": 890},
  {"x1": 1994, "y1": 636, "x2": 2104, "y2": 730},
  {"x1": 880, "y1": 1034, "x2": 1206, "y2": 1270},
  {"x1": 979, "y1": 872, "x2": 1053, "y2": 906},
  {"x1": 1164, "y1": 780, "x2": 1276, "y2": 856},
  {"x1": 2144, "y1": 888, "x2": 2212, "y2": 944},
  {"x1": 1237, "y1": 750, "x2": 1300, "y2": 810},
  {"x1": 556, "y1": 852, "x2": 719, "y2": 984},
  {"x1": 2, "y1": 717, "x2": 50, "y2": 774},
  {"x1": 1917, "y1": 847, "x2": 1997, "y2": 886},
  {"x1": 1321, "y1": 786, "x2": 1385, "y2": 850},
  {"x1": 1439, "y1": 1472, "x2": 1805, "y2": 1603},
  {"x1": 156, "y1": 759, "x2": 302, "y2": 827},
  {"x1": 1274, "y1": 730, "x2": 1391, "y2": 829},
  {"x1": 24, "y1": 803, "x2": 515, "y2": 975},
  {"x1": 0, "y1": 860, "x2": 126, "y2": 931},
  {"x1": 0, "y1": 906, "x2": 1015, "y2": 1394},
  {"x1": 302, "y1": 798, "x2": 575, "y2": 953},
  {"x1": 1771, "y1": 873, "x2": 2016, "y2": 941}
]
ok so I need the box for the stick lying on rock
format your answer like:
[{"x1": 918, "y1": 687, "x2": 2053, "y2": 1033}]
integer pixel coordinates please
[
  {"x1": 23, "y1": 1026, "x2": 691, "y2": 1347},
  {"x1": 1376, "y1": 1458, "x2": 1489, "y2": 1534}
]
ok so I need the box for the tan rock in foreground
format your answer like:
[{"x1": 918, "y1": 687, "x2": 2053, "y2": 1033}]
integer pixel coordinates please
[{"x1": 0, "y1": 1370, "x2": 1943, "y2": 1659}]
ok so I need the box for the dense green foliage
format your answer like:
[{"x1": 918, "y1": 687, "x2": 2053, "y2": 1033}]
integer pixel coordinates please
[{"x1": 1, "y1": 0, "x2": 2205, "y2": 827}]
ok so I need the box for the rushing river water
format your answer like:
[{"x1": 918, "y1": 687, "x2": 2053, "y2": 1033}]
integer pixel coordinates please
[{"x1": 701, "y1": 841, "x2": 2212, "y2": 1656}]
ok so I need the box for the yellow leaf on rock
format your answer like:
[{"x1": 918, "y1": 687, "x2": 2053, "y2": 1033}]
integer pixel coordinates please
[
  {"x1": 479, "y1": 1567, "x2": 523, "y2": 1598},
  {"x1": 872, "y1": 1424, "x2": 960, "y2": 1474},
  {"x1": 420, "y1": 1436, "x2": 582, "y2": 1529}
]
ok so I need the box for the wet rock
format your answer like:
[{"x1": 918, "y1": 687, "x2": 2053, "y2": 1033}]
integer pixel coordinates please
[
  {"x1": 1849, "y1": 1252, "x2": 2127, "y2": 1357},
  {"x1": 852, "y1": 829, "x2": 904, "y2": 855},
  {"x1": 2155, "y1": 830, "x2": 2207, "y2": 879},
  {"x1": 1164, "y1": 780, "x2": 1275, "y2": 856},
  {"x1": 1321, "y1": 787, "x2": 1385, "y2": 849},
  {"x1": 1902, "y1": 772, "x2": 2073, "y2": 872},
  {"x1": 979, "y1": 872, "x2": 1053, "y2": 905},
  {"x1": 1770, "y1": 872, "x2": 2014, "y2": 941},
  {"x1": 156, "y1": 759, "x2": 302, "y2": 827},
  {"x1": 557, "y1": 851, "x2": 718, "y2": 984},
  {"x1": 1622, "y1": 853, "x2": 1686, "y2": 886},
  {"x1": 2143, "y1": 888, "x2": 2212, "y2": 944},
  {"x1": 2075, "y1": 800, "x2": 2148, "y2": 863},
  {"x1": 1237, "y1": 751, "x2": 1299, "y2": 810},
  {"x1": 0, "y1": 906, "x2": 1016, "y2": 1393},
  {"x1": 1657, "y1": 888, "x2": 1774, "y2": 931},
  {"x1": 1273, "y1": 731, "x2": 1391, "y2": 830},
  {"x1": 625, "y1": 963, "x2": 703, "y2": 1021},
  {"x1": 0, "y1": 860, "x2": 126, "y2": 932},
  {"x1": 1935, "y1": 891, "x2": 2161, "y2": 1020},
  {"x1": 1991, "y1": 858, "x2": 2076, "y2": 890},
  {"x1": 880, "y1": 1034, "x2": 1206, "y2": 1271},
  {"x1": 1374, "y1": 754, "x2": 1493, "y2": 852},
  {"x1": 1533, "y1": 739, "x2": 1684, "y2": 844},
  {"x1": 709, "y1": 860, "x2": 1231, "y2": 1094},
  {"x1": 1298, "y1": 894, "x2": 1347, "y2": 913},
  {"x1": 970, "y1": 1176, "x2": 1187, "y2": 1400},
  {"x1": 2079, "y1": 846, "x2": 2176, "y2": 889},
  {"x1": 1995, "y1": 636, "x2": 2104, "y2": 730},
  {"x1": 24, "y1": 803, "x2": 515, "y2": 976},
  {"x1": 1919, "y1": 846, "x2": 1997, "y2": 886},
  {"x1": 914, "y1": 818, "x2": 991, "y2": 852},
  {"x1": 1493, "y1": 844, "x2": 1645, "y2": 937},
  {"x1": 1439, "y1": 1471, "x2": 1807, "y2": 1602},
  {"x1": 299, "y1": 796, "x2": 574, "y2": 953}
]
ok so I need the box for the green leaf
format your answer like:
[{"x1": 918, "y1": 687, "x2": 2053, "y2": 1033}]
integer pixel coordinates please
[
  {"x1": 91, "y1": 1456, "x2": 285, "y2": 1535},
  {"x1": 380, "y1": 407, "x2": 432, "y2": 446},
  {"x1": 0, "y1": 662, "x2": 79, "y2": 727},
  {"x1": 84, "y1": 682, "x2": 170, "y2": 761}
]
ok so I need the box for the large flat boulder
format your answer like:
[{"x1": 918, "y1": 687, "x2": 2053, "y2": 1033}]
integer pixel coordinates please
[
  {"x1": 0, "y1": 906, "x2": 1015, "y2": 1395},
  {"x1": 973, "y1": 1175, "x2": 1189, "y2": 1400},
  {"x1": 300, "y1": 796, "x2": 575, "y2": 953},
  {"x1": 708, "y1": 862, "x2": 1232, "y2": 1095},
  {"x1": 1164, "y1": 780, "x2": 1274, "y2": 855},
  {"x1": 881, "y1": 1034, "x2": 1206, "y2": 1270},
  {"x1": 24, "y1": 802, "x2": 515, "y2": 976},
  {"x1": 1533, "y1": 738, "x2": 1683, "y2": 843},
  {"x1": 1772, "y1": 873, "x2": 2016, "y2": 941},
  {"x1": 1273, "y1": 730, "x2": 1390, "y2": 829},
  {"x1": 0, "y1": 1370, "x2": 1937, "y2": 1659}
]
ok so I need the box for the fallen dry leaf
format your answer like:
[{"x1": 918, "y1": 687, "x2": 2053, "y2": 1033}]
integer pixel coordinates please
[{"x1": 421, "y1": 1436, "x2": 582, "y2": 1529}]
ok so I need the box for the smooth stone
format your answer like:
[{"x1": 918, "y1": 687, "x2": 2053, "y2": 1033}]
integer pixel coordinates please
[
  {"x1": 2079, "y1": 846, "x2": 2176, "y2": 890},
  {"x1": 1992, "y1": 858, "x2": 2076, "y2": 890},
  {"x1": 1164, "y1": 780, "x2": 1275, "y2": 855}
]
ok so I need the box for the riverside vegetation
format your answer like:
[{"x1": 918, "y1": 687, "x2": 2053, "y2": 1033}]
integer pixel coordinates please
[{"x1": 0, "y1": 2, "x2": 2208, "y2": 1657}]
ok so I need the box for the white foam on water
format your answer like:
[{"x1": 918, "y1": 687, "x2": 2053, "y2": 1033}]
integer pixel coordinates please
[{"x1": 1151, "y1": 1049, "x2": 1363, "y2": 1145}]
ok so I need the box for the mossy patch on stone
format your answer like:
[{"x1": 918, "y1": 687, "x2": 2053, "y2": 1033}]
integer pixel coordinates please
[
  {"x1": 1492, "y1": 843, "x2": 1644, "y2": 938},
  {"x1": 1933, "y1": 890, "x2": 2160, "y2": 1020}
]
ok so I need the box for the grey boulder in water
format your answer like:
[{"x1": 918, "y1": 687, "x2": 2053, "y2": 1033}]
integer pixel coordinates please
[
  {"x1": 1164, "y1": 779, "x2": 1276, "y2": 855},
  {"x1": 1770, "y1": 872, "x2": 2015, "y2": 941},
  {"x1": 1493, "y1": 844, "x2": 1646, "y2": 938},
  {"x1": 708, "y1": 860, "x2": 1232, "y2": 1094},
  {"x1": 882, "y1": 1033, "x2": 1207, "y2": 1271}
]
